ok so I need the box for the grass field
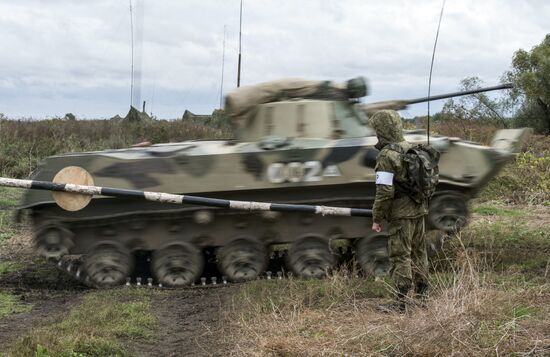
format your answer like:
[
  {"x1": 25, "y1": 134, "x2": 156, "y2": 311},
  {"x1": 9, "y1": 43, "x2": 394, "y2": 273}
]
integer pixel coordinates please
[
  {"x1": 0, "y1": 204, "x2": 547, "y2": 356},
  {"x1": 8, "y1": 289, "x2": 158, "y2": 357},
  {"x1": 220, "y1": 212, "x2": 550, "y2": 356},
  {"x1": 0, "y1": 119, "x2": 548, "y2": 356},
  {"x1": 0, "y1": 118, "x2": 231, "y2": 178}
]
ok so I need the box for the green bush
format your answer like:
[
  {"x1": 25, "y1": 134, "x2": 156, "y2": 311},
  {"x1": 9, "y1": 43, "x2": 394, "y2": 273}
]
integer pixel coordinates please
[{"x1": 480, "y1": 150, "x2": 550, "y2": 205}]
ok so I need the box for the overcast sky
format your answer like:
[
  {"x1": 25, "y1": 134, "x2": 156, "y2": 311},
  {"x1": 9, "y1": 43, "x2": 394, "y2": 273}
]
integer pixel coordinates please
[{"x1": 0, "y1": 0, "x2": 548, "y2": 119}]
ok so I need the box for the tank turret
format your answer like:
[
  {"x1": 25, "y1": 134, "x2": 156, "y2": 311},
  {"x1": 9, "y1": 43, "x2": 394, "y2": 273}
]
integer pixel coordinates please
[{"x1": 225, "y1": 78, "x2": 513, "y2": 142}]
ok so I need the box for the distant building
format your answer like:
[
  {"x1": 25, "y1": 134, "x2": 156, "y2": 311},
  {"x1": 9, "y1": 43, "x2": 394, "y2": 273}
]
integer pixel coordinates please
[
  {"x1": 182, "y1": 110, "x2": 210, "y2": 121},
  {"x1": 124, "y1": 106, "x2": 152, "y2": 123}
]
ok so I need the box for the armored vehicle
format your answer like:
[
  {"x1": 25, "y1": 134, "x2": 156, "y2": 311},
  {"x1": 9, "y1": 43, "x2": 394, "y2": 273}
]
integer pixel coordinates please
[{"x1": 18, "y1": 78, "x2": 528, "y2": 287}]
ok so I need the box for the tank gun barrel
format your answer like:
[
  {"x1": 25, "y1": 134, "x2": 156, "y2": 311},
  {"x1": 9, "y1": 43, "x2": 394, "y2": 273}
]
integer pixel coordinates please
[
  {"x1": 406, "y1": 83, "x2": 513, "y2": 105},
  {"x1": 0, "y1": 175, "x2": 372, "y2": 218},
  {"x1": 360, "y1": 83, "x2": 513, "y2": 115}
]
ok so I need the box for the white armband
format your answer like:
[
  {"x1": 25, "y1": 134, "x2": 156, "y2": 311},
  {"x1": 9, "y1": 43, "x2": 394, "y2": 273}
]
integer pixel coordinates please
[{"x1": 375, "y1": 171, "x2": 394, "y2": 185}]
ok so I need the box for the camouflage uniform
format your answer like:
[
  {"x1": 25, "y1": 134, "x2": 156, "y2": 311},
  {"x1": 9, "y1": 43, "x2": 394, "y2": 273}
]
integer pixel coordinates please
[{"x1": 369, "y1": 110, "x2": 429, "y2": 297}]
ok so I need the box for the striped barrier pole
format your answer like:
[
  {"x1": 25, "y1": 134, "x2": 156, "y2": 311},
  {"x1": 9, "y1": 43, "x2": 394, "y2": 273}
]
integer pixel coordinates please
[{"x1": 0, "y1": 176, "x2": 372, "y2": 218}]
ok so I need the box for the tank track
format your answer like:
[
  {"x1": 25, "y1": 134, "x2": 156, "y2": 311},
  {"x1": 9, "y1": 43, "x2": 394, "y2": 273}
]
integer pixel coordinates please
[
  {"x1": 37, "y1": 203, "x2": 364, "y2": 288},
  {"x1": 33, "y1": 191, "x2": 467, "y2": 288},
  {"x1": 50, "y1": 252, "x2": 338, "y2": 289}
]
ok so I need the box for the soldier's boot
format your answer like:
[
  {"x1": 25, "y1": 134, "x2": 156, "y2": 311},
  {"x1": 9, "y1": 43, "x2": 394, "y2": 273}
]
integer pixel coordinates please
[
  {"x1": 377, "y1": 286, "x2": 409, "y2": 314},
  {"x1": 414, "y1": 281, "x2": 429, "y2": 308}
]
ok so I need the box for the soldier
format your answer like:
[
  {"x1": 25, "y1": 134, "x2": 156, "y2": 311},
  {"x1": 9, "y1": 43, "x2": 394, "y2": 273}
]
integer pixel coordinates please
[{"x1": 369, "y1": 110, "x2": 429, "y2": 313}]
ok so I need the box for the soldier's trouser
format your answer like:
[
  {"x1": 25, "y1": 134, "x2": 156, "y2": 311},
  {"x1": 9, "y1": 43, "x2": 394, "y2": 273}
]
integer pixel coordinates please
[{"x1": 387, "y1": 217, "x2": 428, "y2": 291}]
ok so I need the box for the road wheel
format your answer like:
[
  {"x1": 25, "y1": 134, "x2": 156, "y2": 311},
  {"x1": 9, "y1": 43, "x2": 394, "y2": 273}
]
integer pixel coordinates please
[
  {"x1": 34, "y1": 225, "x2": 74, "y2": 259},
  {"x1": 428, "y1": 193, "x2": 469, "y2": 232},
  {"x1": 84, "y1": 243, "x2": 133, "y2": 288},
  {"x1": 356, "y1": 234, "x2": 389, "y2": 277},
  {"x1": 217, "y1": 238, "x2": 267, "y2": 282},
  {"x1": 152, "y1": 242, "x2": 204, "y2": 287},
  {"x1": 287, "y1": 236, "x2": 335, "y2": 279}
]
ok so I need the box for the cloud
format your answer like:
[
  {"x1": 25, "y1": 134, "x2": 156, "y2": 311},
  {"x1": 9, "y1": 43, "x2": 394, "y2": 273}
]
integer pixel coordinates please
[{"x1": 0, "y1": 0, "x2": 548, "y2": 118}]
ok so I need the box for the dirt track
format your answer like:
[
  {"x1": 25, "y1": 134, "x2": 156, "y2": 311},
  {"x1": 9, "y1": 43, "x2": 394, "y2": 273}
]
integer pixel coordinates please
[
  {"x1": 0, "y1": 288, "x2": 230, "y2": 356},
  {"x1": 0, "y1": 250, "x2": 86, "y2": 352},
  {"x1": 0, "y1": 268, "x2": 232, "y2": 356},
  {"x1": 128, "y1": 288, "x2": 231, "y2": 357},
  {"x1": 0, "y1": 231, "x2": 231, "y2": 356},
  {"x1": 0, "y1": 290, "x2": 80, "y2": 351}
]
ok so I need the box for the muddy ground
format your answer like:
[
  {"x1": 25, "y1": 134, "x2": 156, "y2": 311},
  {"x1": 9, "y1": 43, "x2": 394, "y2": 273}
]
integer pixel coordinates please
[
  {"x1": 0, "y1": 231, "x2": 232, "y2": 357},
  {"x1": 0, "y1": 268, "x2": 233, "y2": 356},
  {"x1": 127, "y1": 288, "x2": 231, "y2": 357}
]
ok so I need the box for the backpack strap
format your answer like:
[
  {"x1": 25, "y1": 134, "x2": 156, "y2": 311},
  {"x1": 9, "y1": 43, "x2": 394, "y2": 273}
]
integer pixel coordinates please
[{"x1": 382, "y1": 143, "x2": 409, "y2": 197}]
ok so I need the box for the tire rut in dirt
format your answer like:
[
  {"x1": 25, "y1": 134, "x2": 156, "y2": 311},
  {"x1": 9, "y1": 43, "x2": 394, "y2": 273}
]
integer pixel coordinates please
[
  {"x1": 0, "y1": 290, "x2": 81, "y2": 351},
  {"x1": 127, "y1": 287, "x2": 234, "y2": 357},
  {"x1": 0, "y1": 263, "x2": 89, "y2": 292}
]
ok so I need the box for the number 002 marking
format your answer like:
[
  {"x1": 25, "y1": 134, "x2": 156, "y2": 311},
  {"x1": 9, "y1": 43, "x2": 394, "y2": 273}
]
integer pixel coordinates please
[
  {"x1": 266, "y1": 161, "x2": 323, "y2": 183},
  {"x1": 303, "y1": 161, "x2": 322, "y2": 182},
  {"x1": 266, "y1": 163, "x2": 287, "y2": 183}
]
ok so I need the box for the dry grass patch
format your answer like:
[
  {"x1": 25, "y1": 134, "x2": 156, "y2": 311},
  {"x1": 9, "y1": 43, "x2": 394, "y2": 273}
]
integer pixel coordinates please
[
  {"x1": 224, "y1": 240, "x2": 549, "y2": 356},
  {"x1": 0, "y1": 118, "x2": 232, "y2": 178},
  {"x1": 224, "y1": 274, "x2": 391, "y2": 356},
  {"x1": 382, "y1": 253, "x2": 549, "y2": 356}
]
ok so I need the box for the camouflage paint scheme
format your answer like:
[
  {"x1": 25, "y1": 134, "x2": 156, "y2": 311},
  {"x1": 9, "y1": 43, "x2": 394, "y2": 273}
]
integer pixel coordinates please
[
  {"x1": 17, "y1": 78, "x2": 529, "y2": 286},
  {"x1": 21, "y1": 100, "x2": 522, "y2": 244},
  {"x1": 387, "y1": 218, "x2": 428, "y2": 291},
  {"x1": 369, "y1": 110, "x2": 429, "y2": 292},
  {"x1": 21, "y1": 104, "x2": 519, "y2": 211},
  {"x1": 369, "y1": 110, "x2": 428, "y2": 223}
]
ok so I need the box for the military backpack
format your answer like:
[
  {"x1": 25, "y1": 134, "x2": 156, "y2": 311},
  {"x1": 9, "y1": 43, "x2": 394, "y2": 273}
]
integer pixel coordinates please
[{"x1": 388, "y1": 143, "x2": 440, "y2": 203}]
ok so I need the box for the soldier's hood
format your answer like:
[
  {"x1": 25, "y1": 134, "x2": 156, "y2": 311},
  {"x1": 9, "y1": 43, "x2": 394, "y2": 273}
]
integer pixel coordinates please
[{"x1": 368, "y1": 110, "x2": 405, "y2": 149}]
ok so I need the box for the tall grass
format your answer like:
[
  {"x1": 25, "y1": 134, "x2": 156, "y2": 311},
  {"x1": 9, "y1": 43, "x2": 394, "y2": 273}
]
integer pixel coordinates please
[
  {"x1": 385, "y1": 244, "x2": 548, "y2": 356},
  {"x1": 223, "y1": 225, "x2": 550, "y2": 356},
  {"x1": 0, "y1": 118, "x2": 231, "y2": 178}
]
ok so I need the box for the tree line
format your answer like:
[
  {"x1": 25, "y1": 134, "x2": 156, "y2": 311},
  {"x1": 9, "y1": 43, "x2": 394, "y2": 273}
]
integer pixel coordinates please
[{"x1": 429, "y1": 34, "x2": 550, "y2": 134}]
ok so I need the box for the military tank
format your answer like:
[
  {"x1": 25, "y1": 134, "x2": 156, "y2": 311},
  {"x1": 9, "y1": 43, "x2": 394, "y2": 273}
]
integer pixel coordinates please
[{"x1": 16, "y1": 77, "x2": 529, "y2": 287}]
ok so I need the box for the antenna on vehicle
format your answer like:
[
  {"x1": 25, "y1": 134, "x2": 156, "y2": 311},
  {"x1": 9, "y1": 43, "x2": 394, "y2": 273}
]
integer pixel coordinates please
[
  {"x1": 129, "y1": 0, "x2": 134, "y2": 108},
  {"x1": 237, "y1": 0, "x2": 243, "y2": 87},
  {"x1": 427, "y1": 0, "x2": 446, "y2": 145},
  {"x1": 129, "y1": 0, "x2": 144, "y2": 110},
  {"x1": 220, "y1": 25, "x2": 227, "y2": 108}
]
